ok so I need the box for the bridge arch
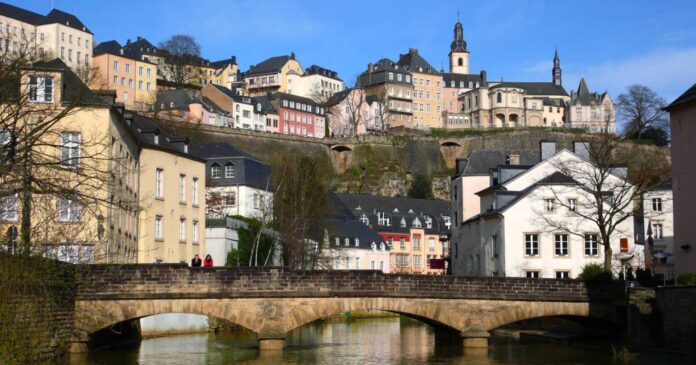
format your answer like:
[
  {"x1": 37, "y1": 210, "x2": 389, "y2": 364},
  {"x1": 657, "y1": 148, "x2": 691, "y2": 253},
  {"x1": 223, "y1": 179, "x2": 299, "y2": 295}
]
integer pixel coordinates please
[
  {"x1": 439, "y1": 140, "x2": 464, "y2": 169},
  {"x1": 329, "y1": 144, "x2": 354, "y2": 173}
]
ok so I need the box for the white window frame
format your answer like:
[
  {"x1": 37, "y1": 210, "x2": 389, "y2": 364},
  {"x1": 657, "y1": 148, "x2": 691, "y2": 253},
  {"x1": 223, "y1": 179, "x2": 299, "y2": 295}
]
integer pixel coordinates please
[
  {"x1": 60, "y1": 132, "x2": 80, "y2": 167},
  {"x1": 554, "y1": 234, "x2": 569, "y2": 256},
  {"x1": 57, "y1": 198, "x2": 79, "y2": 222},
  {"x1": 155, "y1": 215, "x2": 163, "y2": 240},
  {"x1": 525, "y1": 233, "x2": 539, "y2": 256},
  {"x1": 155, "y1": 169, "x2": 164, "y2": 198},
  {"x1": 28, "y1": 76, "x2": 54, "y2": 103},
  {"x1": 0, "y1": 194, "x2": 18, "y2": 221},
  {"x1": 192, "y1": 177, "x2": 199, "y2": 205},
  {"x1": 179, "y1": 175, "x2": 186, "y2": 202},
  {"x1": 225, "y1": 164, "x2": 235, "y2": 179},
  {"x1": 179, "y1": 218, "x2": 186, "y2": 242},
  {"x1": 584, "y1": 234, "x2": 599, "y2": 256}
]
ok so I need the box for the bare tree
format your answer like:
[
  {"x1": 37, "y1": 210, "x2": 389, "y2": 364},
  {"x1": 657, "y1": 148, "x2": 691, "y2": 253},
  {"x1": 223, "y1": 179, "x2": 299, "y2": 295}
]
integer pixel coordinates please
[
  {"x1": 617, "y1": 85, "x2": 669, "y2": 139},
  {"x1": 159, "y1": 35, "x2": 202, "y2": 88},
  {"x1": 0, "y1": 39, "x2": 136, "y2": 263},
  {"x1": 272, "y1": 155, "x2": 331, "y2": 269},
  {"x1": 531, "y1": 135, "x2": 669, "y2": 271},
  {"x1": 372, "y1": 86, "x2": 391, "y2": 133}
]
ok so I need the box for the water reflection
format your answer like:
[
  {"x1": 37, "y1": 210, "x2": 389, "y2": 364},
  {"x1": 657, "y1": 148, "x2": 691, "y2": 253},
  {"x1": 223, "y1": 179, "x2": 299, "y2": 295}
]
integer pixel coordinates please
[{"x1": 70, "y1": 317, "x2": 689, "y2": 365}]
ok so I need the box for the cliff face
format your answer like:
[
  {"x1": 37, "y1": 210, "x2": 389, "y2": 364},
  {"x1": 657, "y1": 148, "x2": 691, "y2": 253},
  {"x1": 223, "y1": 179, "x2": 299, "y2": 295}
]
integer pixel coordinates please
[{"x1": 162, "y1": 122, "x2": 670, "y2": 201}]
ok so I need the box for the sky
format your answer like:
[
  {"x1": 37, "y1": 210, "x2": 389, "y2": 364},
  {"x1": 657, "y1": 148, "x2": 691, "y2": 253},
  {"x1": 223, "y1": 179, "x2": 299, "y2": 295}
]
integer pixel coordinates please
[{"x1": 10, "y1": 0, "x2": 696, "y2": 101}]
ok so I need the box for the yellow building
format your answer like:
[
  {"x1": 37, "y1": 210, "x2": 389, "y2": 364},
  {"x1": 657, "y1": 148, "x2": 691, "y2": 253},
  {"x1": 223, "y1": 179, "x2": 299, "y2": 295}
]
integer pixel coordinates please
[
  {"x1": 0, "y1": 59, "x2": 139, "y2": 263},
  {"x1": 244, "y1": 53, "x2": 304, "y2": 96},
  {"x1": 396, "y1": 48, "x2": 444, "y2": 129},
  {"x1": 210, "y1": 57, "x2": 240, "y2": 89},
  {"x1": 126, "y1": 114, "x2": 206, "y2": 264}
]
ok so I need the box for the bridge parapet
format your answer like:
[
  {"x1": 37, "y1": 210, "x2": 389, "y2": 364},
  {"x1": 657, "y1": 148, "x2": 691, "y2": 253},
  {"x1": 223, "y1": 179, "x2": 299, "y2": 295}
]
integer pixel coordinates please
[{"x1": 76, "y1": 264, "x2": 622, "y2": 302}]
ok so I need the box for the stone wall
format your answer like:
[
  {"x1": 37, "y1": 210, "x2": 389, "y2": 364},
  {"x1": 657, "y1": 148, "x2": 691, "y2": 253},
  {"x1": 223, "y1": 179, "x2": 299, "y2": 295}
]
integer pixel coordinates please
[
  {"x1": 160, "y1": 121, "x2": 670, "y2": 201},
  {"x1": 627, "y1": 286, "x2": 696, "y2": 355},
  {"x1": 76, "y1": 264, "x2": 620, "y2": 303},
  {"x1": 0, "y1": 254, "x2": 77, "y2": 363}
]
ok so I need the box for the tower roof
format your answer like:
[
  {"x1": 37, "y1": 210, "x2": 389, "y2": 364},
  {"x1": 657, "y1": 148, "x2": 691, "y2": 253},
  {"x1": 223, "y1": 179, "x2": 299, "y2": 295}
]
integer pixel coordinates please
[{"x1": 450, "y1": 18, "x2": 468, "y2": 53}]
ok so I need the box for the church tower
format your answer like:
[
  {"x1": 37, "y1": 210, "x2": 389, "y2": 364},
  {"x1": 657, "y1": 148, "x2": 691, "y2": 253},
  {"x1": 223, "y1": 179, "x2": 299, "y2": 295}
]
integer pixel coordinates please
[
  {"x1": 449, "y1": 17, "x2": 469, "y2": 74},
  {"x1": 552, "y1": 48, "x2": 562, "y2": 86}
]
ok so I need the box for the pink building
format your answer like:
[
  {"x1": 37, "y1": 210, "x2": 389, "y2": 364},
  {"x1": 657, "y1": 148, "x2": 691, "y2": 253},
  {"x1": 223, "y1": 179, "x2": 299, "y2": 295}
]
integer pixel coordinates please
[
  {"x1": 441, "y1": 72, "x2": 484, "y2": 129},
  {"x1": 665, "y1": 83, "x2": 696, "y2": 276},
  {"x1": 326, "y1": 88, "x2": 383, "y2": 137},
  {"x1": 270, "y1": 92, "x2": 326, "y2": 138}
]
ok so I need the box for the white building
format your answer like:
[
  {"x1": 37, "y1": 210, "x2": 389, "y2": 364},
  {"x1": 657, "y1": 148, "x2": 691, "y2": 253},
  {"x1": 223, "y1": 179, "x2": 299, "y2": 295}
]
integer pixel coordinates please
[
  {"x1": 287, "y1": 64, "x2": 345, "y2": 101},
  {"x1": 452, "y1": 141, "x2": 641, "y2": 278},
  {"x1": 191, "y1": 143, "x2": 273, "y2": 220},
  {"x1": 324, "y1": 219, "x2": 391, "y2": 273},
  {"x1": 643, "y1": 179, "x2": 674, "y2": 280},
  {"x1": 568, "y1": 78, "x2": 615, "y2": 133},
  {"x1": 0, "y1": 3, "x2": 93, "y2": 72}
]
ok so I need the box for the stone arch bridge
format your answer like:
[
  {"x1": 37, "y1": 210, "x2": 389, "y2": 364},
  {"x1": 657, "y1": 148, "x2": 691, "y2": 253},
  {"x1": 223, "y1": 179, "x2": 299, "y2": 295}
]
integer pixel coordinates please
[{"x1": 72, "y1": 265, "x2": 623, "y2": 352}]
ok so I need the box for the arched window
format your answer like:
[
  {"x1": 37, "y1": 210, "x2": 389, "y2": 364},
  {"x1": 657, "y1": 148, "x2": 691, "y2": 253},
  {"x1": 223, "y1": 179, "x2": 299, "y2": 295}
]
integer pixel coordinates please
[
  {"x1": 458, "y1": 57, "x2": 463, "y2": 66},
  {"x1": 497, "y1": 93, "x2": 502, "y2": 103}
]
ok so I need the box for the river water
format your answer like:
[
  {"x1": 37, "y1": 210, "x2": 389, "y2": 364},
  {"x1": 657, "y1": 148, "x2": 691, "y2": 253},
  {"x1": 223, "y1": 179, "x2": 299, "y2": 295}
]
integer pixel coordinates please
[{"x1": 68, "y1": 316, "x2": 688, "y2": 365}]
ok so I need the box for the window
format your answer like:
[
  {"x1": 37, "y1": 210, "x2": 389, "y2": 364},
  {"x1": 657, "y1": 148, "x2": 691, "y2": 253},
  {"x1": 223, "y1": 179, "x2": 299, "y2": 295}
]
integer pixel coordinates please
[
  {"x1": 139, "y1": 66, "x2": 143, "y2": 76},
  {"x1": 28, "y1": 76, "x2": 54, "y2": 102},
  {"x1": 138, "y1": 80, "x2": 143, "y2": 90},
  {"x1": 400, "y1": 238, "x2": 406, "y2": 250},
  {"x1": 179, "y1": 174, "x2": 186, "y2": 202},
  {"x1": 497, "y1": 93, "x2": 502, "y2": 103},
  {"x1": 414, "y1": 255, "x2": 421, "y2": 268},
  {"x1": 584, "y1": 234, "x2": 599, "y2": 256},
  {"x1": 388, "y1": 72, "x2": 394, "y2": 80},
  {"x1": 345, "y1": 238, "x2": 350, "y2": 246},
  {"x1": 620, "y1": 238, "x2": 629, "y2": 252},
  {"x1": 192, "y1": 178, "x2": 199, "y2": 205},
  {"x1": 526, "y1": 271, "x2": 540, "y2": 278},
  {"x1": 568, "y1": 199, "x2": 577, "y2": 212},
  {"x1": 123, "y1": 91, "x2": 128, "y2": 101},
  {"x1": 334, "y1": 257, "x2": 340, "y2": 269},
  {"x1": 377, "y1": 211, "x2": 390, "y2": 226},
  {"x1": 545, "y1": 199, "x2": 555, "y2": 212},
  {"x1": 355, "y1": 238, "x2": 360, "y2": 247},
  {"x1": 223, "y1": 192, "x2": 236, "y2": 206},
  {"x1": 114, "y1": 60, "x2": 118, "y2": 70},
  {"x1": 128, "y1": 79, "x2": 133, "y2": 88},
  {"x1": 113, "y1": 75, "x2": 118, "y2": 84},
  {"x1": 155, "y1": 215, "x2": 163, "y2": 240},
  {"x1": 57, "y1": 198, "x2": 79, "y2": 222},
  {"x1": 192, "y1": 220, "x2": 199, "y2": 243},
  {"x1": 429, "y1": 238, "x2": 435, "y2": 252},
  {"x1": 0, "y1": 194, "x2": 18, "y2": 221},
  {"x1": 371, "y1": 261, "x2": 376, "y2": 270},
  {"x1": 355, "y1": 257, "x2": 360, "y2": 269},
  {"x1": 60, "y1": 132, "x2": 80, "y2": 167},
  {"x1": 525, "y1": 234, "x2": 539, "y2": 256},
  {"x1": 225, "y1": 164, "x2": 235, "y2": 178},
  {"x1": 556, "y1": 271, "x2": 570, "y2": 279},
  {"x1": 492, "y1": 235, "x2": 499, "y2": 258},
  {"x1": 554, "y1": 234, "x2": 569, "y2": 256},
  {"x1": 653, "y1": 223, "x2": 663, "y2": 240},
  {"x1": 652, "y1": 198, "x2": 662, "y2": 212},
  {"x1": 211, "y1": 165, "x2": 221, "y2": 178},
  {"x1": 179, "y1": 218, "x2": 186, "y2": 242},
  {"x1": 155, "y1": 169, "x2": 164, "y2": 198}
]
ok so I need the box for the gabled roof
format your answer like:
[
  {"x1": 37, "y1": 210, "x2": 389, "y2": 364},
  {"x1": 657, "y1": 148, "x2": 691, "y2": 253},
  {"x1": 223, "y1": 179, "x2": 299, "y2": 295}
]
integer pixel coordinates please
[
  {"x1": 246, "y1": 55, "x2": 291, "y2": 76},
  {"x1": 664, "y1": 83, "x2": 696, "y2": 111},
  {"x1": 0, "y1": 3, "x2": 92, "y2": 33},
  {"x1": 252, "y1": 95, "x2": 277, "y2": 115},
  {"x1": 43, "y1": 8, "x2": 92, "y2": 34},
  {"x1": 458, "y1": 149, "x2": 540, "y2": 176},
  {"x1": 122, "y1": 37, "x2": 159, "y2": 60},
  {"x1": 211, "y1": 56, "x2": 237, "y2": 69},
  {"x1": 570, "y1": 78, "x2": 609, "y2": 105},
  {"x1": 326, "y1": 218, "x2": 388, "y2": 251},
  {"x1": 324, "y1": 88, "x2": 352, "y2": 108},
  {"x1": 491, "y1": 82, "x2": 568, "y2": 97},
  {"x1": 396, "y1": 49, "x2": 439, "y2": 75},
  {"x1": 93, "y1": 40, "x2": 123, "y2": 56},
  {"x1": 16, "y1": 58, "x2": 110, "y2": 106}
]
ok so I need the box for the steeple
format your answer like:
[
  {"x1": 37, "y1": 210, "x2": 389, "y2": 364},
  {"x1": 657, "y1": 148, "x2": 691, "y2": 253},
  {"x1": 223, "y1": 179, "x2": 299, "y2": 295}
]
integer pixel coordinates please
[
  {"x1": 552, "y1": 48, "x2": 562, "y2": 86},
  {"x1": 449, "y1": 17, "x2": 469, "y2": 74},
  {"x1": 577, "y1": 77, "x2": 589, "y2": 95}
]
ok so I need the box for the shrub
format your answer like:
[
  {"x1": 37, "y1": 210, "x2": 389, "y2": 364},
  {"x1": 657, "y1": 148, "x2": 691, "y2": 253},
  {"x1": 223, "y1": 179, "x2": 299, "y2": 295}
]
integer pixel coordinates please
[
  {"x1": 578, "y1": 263, "x2": 613, "y2": 281},
  {"x1": 677, "y1": 273, "x2": 696, "y2": 286}
]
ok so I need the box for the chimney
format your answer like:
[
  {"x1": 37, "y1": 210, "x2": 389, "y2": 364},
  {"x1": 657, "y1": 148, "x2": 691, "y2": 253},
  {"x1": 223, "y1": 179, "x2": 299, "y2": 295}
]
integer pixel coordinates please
[
  {"x1": 480, "y1": 70, "x2": 487, "y2": 86},
  {"x1": 572, "y1": 141, "x2": 590, "y2": 160},
  {"x1": 290, "y1": 51, "x2": 295, "y2": 60},
  {"x1": 126, "y1": 38, "x2": 131, "y2": 45},
  {"x1": 231, "y1": 56, "x2": 236, "y2": 64},
  {"x1": 508, "y1": 151, "x2": 521, "y2": 165},
  {"x1": 409, "y1": 48, "x2": 418, "y2": 55},
  {"x1": 539, "y1": 140, "x2": 556, "y2": 161},
  {"x1": 368, "y1": 63, "x2": 374, "y2": 73},
  {"x1": 137, "y1": 36, "x2": 142, "y2": 41}
]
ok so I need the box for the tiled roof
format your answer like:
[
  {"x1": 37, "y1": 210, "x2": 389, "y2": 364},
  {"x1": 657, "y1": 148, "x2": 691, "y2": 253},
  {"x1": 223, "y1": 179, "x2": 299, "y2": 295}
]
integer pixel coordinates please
[
  {"x1": 246, "y1": 55, "x2": 291, "y2": 76},
  {"x1": 122, "y1": 37, "x2": 159, "y2": 60},
  {"x1": 326, "y1": 218, "x2": 389, "y2": 251},
  {"x1": 191, "y1": 143, "x2": 271, "y2": 190},
  {"x1": 0, "y1": 3, "x2": 92, "y2": 33},
  {"x1": 19, "y1": 58, "x2": 111, "y2": 106},
  {"x1": 93, "y1": 40, "x2": 123, "y2": 56},
  {"x1": 190, "y1": 142, "x2": 255, "y2": 160},
  {"x1": 211, "y1": 56, "x2": 237, "y2": 69},
  {"x1": 570, "y1": 78, "x2": 608, "y2": 105},
  {"x1": 492, "y1": 82, "x2": 569, "y2": 97},
  {"x1": 664, "y1": 83, "x2": 696, "y2": 111},
  {"x1": 332, "y1": 193, "x2": 451, "y2": 235},
  {"x1": 304, "y1": 65, "x2": 342, "y2": 81},
  {"x1": 155, "y1": 89, "x2": 201, "y2": 111},
  {"x1": 441, "y1": 73, "x2": 481, "y2": 86},
  {"x1": 128, "y1": 114, "x2": 203, "y2": 162},
  {"x1": 457, "y1": 149, "x2": 540, "y2": 176},
  {"x1": 396, "y1": 49, "x2": 439, "y2": 75},
  {"x1": 252, "y1": 95, "x2": 277, "y2": 115}
]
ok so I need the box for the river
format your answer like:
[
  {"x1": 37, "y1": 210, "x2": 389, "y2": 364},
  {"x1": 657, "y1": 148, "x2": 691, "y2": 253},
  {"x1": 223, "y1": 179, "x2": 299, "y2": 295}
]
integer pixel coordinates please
[{"x1": 68, "y1": 316, "x2": 689, "y2": 365}]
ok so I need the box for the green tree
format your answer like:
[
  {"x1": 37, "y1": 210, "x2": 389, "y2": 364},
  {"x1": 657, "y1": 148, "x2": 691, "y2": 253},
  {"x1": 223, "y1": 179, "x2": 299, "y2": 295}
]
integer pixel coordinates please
[
  {"x1": 225, "y1": 217, "x2": 275, "y2": 267},
  {"x1": 408, "y1": 174, "x2": 433, "y2": 199}
]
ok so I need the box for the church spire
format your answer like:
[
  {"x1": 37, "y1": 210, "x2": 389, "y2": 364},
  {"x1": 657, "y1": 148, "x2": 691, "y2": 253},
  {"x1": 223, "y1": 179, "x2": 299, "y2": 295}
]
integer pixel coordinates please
[{"x1": 552, "y1": 48, "x2": 562, "y2": 86}]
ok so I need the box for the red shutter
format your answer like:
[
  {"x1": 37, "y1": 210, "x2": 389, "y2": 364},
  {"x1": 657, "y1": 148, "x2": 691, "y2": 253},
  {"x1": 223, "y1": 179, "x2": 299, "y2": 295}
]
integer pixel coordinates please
[{"x1": 620, "y1": 238, "x2": 629, "y2": 252}]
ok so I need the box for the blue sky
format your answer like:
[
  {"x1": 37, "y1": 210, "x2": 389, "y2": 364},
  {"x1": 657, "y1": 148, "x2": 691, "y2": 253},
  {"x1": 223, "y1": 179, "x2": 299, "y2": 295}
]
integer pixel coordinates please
[{"x1": 12, "y1": 0, "x2": 696, "y2": 101}]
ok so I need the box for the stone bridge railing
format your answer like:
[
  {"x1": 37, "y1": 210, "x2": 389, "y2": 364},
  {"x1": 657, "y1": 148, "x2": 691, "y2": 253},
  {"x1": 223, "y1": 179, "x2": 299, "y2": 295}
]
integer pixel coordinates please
[{"x1": 76, "y1": 264, "x2": 622, "y2": 303}]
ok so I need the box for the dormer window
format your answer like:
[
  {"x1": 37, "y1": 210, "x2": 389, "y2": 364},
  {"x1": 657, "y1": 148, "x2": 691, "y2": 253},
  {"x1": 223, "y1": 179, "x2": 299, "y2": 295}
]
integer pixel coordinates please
[
  {"x1": 355, "y1": 238, "x2": 359, "y2": 247},
  {"x1": 376, "y1": 211, "x2": 390, "y2": 226},
  {"x1": 413, "y1": 218, "x2": 422, "y2": 228},
  {"x1": 371, "y1": 242, "x2": 377, "y2": 251},
  {"x1": 380, "y1": 242, "x2": 385, "y2": 251},
  {"x1": 225, "y1": 164, "x2": 235, "y2": 178},
  {"x1": 211, "y1": 164, "x2": 221, "y2": 179},
  {"x1": 360, "y1": 214, "x2": 369, "y2": 225},
  {"x1": 344, "y1": 238, "x2": 349, "y2": 246},
  {"x1": 28, "y1": 76, "x2": 54, "y2": 103},
  {"x1": 400, "y1": 217, "x2": 406, "y2": 228},
  {"x1": 335, "y1": 237, "x2": 339, "y2": 246},
  {"x1": 424, "y1": 216, "x2": 433, "y2": 229},
  {"x1": 170, "y1": 102, "x2": 174, "y2": 108}
]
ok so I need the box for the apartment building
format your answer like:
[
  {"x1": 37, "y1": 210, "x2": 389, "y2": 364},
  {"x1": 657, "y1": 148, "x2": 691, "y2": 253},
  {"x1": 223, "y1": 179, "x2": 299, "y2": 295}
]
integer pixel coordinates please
[
  {"x1": 0, "y1": 2, "x2": 93, "y2": 72},
  {"x1": 244, "y1": 53, "x2": 303, "y2": 96},
  {"x1": 397, "y1": 48, "x2": 444, "y2": 129},
  {"x1": 287, "y1": 64, "x2": 345, "y2": 101},
  {"x1": 357, "y1": 58, "x2": 413, "y2": 129},
  {"x1": 325, "y1": 218, "x2": 391, "y2": 273},
  {"x1": 269, "y1": 92, "x2": 326, "y2": 138}
]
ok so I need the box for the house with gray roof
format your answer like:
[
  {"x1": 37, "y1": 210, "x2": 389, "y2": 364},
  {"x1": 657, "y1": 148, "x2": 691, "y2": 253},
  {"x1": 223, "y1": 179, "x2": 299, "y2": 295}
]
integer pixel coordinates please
[
  {"x1": 568, "y1": 78, "x2": 616, "y2": 133},
  {"x1": 191, "y1": 143, "x2": 273, "y2": 220}
]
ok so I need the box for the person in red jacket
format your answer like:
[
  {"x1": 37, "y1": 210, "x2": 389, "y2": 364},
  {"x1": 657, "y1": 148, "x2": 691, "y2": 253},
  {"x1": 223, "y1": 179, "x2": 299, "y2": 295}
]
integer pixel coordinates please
[{"x1": 203, "y1": 254, "x2": 214, "y2": 267}]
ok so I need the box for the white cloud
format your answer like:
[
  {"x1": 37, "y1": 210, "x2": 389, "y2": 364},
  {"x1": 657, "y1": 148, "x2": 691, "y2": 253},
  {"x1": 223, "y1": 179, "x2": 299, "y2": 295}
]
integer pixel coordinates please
[{"x1": 563, "y1": 47, "x2": 696, "y2": 102}]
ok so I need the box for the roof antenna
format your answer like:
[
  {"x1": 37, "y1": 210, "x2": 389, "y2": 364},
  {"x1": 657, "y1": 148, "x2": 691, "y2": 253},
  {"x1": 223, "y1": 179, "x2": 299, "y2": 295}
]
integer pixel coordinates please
[{"x1": 457, "y1": 9, "x2": 460, "y2": 21}]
